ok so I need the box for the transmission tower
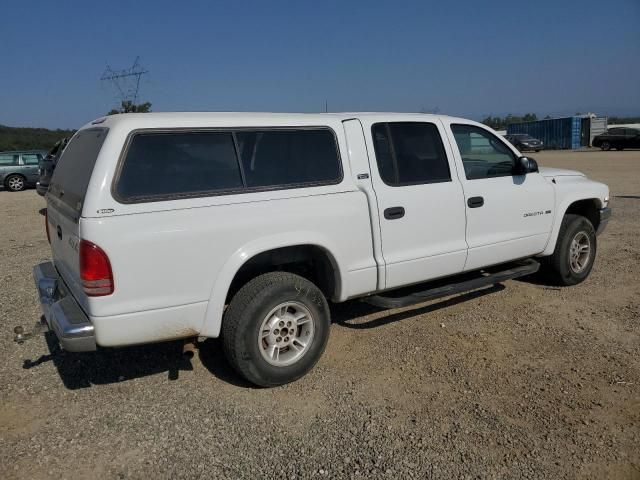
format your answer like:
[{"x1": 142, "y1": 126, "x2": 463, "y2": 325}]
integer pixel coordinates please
[{"x1": 100, "y1": 56, "x2": 149, "y2": 104}]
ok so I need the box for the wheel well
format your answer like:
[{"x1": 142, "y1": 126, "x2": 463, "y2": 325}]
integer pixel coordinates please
[
  {"x1": 5, "y1": 173, "x2": 26, "y2": 181},
  {"x1": 226, "y1": 245, "x2": 339, "y2": 304},
  {"x1": 565, "y1": 199, "x2": 600, "y2": 231}
]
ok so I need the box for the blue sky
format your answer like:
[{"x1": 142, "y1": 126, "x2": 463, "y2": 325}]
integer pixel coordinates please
[{"x1": 1, "y1": 0, "x2": 639, "y2": 129}]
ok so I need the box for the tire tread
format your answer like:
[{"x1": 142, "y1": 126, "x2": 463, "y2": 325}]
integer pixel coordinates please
[
  {"x1": 548, "y1": 214, "x2": 596, "y2": 286},
  {"x1": 222, "y1": 271, "x2": 329, "y2": 386}
]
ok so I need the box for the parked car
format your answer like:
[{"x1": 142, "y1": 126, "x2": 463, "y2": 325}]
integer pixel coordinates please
[
  {"x1": 24, "y1": 112, "x2": 610, "y2": 387},
  {"x1": 0, "y1": 150, "x2": 46, "y2": 191},
  {"x1": 592, "y1": 127, "x2": 640, "y2": 151},
  {"x1": 505, "y1": 134, "x2": 543, "y2": 152},
  {"x1": 37, "y1": 137, "x2": 69, "y2": 196}
]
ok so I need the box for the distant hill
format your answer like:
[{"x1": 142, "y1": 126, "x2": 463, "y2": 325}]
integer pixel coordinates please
[{"x1": 0, "y1": 124, "x2": 75, "y2": 152}]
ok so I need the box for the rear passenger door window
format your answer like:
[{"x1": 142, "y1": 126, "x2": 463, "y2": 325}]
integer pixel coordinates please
[
  {"x1": 235, "y1": 129, "x2": 341, "y2": 188},
  {"x1": 371, "y1": 122, "x2": 451, "y2": 185},
  {"x1": 0, "y1": 154, "x2": 18, "y2": 166}
]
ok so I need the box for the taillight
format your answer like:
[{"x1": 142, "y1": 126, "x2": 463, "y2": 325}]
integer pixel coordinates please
[
  {"x1": 79, "y1": 240, "x2": 114, "y2": 296},
  {"x1": 45, "y1": 209, "x2": 50, "y2": 244}
]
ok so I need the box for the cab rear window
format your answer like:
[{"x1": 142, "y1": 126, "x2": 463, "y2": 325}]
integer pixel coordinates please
[{"x1": 49, "y1": 128, "x2": 108, "y2": 215}]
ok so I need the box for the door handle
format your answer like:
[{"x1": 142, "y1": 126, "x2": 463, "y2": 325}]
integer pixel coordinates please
[
  {"x1": 467, "y1": 196, "x2": 484, "y2": 208},
  {"x1": 384, "y1": 206, "x2": 405, "y2": 220}
]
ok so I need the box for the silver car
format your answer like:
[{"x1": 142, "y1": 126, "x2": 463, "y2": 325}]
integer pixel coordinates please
[{"x1": 0, "y1": 151, "x2": 46, "y2": 192}]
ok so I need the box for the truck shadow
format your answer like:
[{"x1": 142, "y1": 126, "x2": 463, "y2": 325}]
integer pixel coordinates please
[
  {"x1": 23, "y1": 328, "x2": 202, "y2": 390},
  {"x1": 22, "y1": 284, "x2": 507, "y2": 390},
  {"x1": 198, "y1": 339, "x2": 257, "y2": 388},
  {"x1": 333, "y1": 284, "x2": 505, "y2": 329}
]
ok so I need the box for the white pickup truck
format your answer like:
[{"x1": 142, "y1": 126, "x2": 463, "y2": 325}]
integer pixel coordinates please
[{"x1": 25, "y1": 112, "x2": 611, "y2": 386}]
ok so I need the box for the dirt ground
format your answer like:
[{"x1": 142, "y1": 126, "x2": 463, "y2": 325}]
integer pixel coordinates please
[{"x1": 1, "y1": 149, "x2": 639, "y2": 479}]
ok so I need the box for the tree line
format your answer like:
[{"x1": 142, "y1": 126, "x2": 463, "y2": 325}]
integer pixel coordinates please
[
  {"x1": 0, "y1": 124, "x2": 75, "y2": 152},
  {"x1": 482, "y1": 114, "x2": 640, "y2": 131},
  {"x1": 607, "y1": 116, "x2": 640, "y2": 125},
  {"x1": 481, "y1": 113, "x2": 540, "y2": 130},
  {"x1": 0, "y1": 101, "x2": 152, "y2": 151},
  {"x1": 3, "y1": 106, "x2": 638, "y2": 151}
]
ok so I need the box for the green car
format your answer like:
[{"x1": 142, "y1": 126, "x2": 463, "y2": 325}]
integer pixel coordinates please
[{"x1": 0, "y1": 150, "x2": 47, "y2": 192}]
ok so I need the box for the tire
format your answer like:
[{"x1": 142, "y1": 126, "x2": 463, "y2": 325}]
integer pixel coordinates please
[
  {"x1": 547, "y1": 214, "x2": 597, "y2": 286},
  {"x1": 222, "y1": 272, "x2": 331, "y2": 387},
  {"x1": 5, "y1": 174, "x2": 26, "y2": 192},
  {"x1": 600, "y1": 142, "x2": 611, "y2": 151}
]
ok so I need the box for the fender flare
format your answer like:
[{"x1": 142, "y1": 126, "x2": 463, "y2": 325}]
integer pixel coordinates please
[
  {"x1": 198, "y1": 232, "x2": 346, "y2": 338},
  {"x1": 540, "y1": 195, "x2": 603, "y2": 257}
]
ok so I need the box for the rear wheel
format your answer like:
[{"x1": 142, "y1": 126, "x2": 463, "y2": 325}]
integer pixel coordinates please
[
  {"x1": 600, "y1": 141, "x2": 611, "y2": 151},
  {"x1": 5, "y1": 174, "x2": 26, "y2": 192},
  {"x1": 222, "y1": 272, "x2": 331, "y2": 387},
  {"x1": 546, "y1": 214, "x2": 597, "y2": 286}
]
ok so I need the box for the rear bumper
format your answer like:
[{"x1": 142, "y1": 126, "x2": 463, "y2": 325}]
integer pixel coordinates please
[
  {"x1": 597, "y1": 207, "x2": 612, "y2": 235},
  {"x1": 33, "y1": 262, "x2": 96, "y2": 352}
]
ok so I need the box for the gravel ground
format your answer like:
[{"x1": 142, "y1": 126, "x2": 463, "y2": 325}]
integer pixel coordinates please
[{"x1": 1, "y1": 150, "x2": 639, "y2": 480}]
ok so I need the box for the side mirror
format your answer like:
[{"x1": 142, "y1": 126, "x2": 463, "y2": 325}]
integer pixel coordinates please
[{"x1": 515, "y1": 156, "x2": 538, "y2": 175}]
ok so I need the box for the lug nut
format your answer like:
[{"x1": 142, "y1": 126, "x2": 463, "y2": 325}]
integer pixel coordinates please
[
  {"x1": 274, "y1": 329, "x2": 280, "y2": 335},
  {"x1": 279, "y1": 321, "x2": 284, "y2": 327},
  {"x1": 284, "y1": 336, "x2": 289, "y2": 342},
  {"x1": 277, "y1": 337, "x2": 282, "y2": 342},
  {"x1": 286, "y1": 321, "x2": 292, "y2": 327}
]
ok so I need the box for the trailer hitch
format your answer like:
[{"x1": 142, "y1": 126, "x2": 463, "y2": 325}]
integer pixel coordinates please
[{"x1": 14, "y1": 318, "x2": 49, "y2": 345}]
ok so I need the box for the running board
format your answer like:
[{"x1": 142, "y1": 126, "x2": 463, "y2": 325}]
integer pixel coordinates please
[{"x1": 362, "y1": 259, "x2": 540, "y2": 309}]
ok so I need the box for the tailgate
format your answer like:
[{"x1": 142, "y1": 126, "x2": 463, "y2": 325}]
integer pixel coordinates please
[
  {"x1": 47, "y1": 128, "x2": 109, "y2": 307},
  {"x1": 47, "y1": 196, "x2": 85, "y2": 304}
]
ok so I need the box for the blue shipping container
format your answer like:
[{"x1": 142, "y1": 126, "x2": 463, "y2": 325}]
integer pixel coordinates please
[{"x1": 507, "y1": 116, "x2": 582, "y2": 149}]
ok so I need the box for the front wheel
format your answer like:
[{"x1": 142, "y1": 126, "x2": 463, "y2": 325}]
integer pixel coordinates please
[
  {"x1": 222, "y1": 272, "x2": 331, "y2": 387},
  {"x1": 600, "y1": 142, "x2": 611, "y2": 151},
  {"x1": 546, "y1": 214, "x2": 597, "y2": 286}
]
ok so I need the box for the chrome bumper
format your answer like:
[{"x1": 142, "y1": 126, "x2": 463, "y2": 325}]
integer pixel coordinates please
[
  {"x1": 33, "y1": 262, "x2": 96, "y2": 352},
  {"x1": 597, "y1": 207, "x2": 612, "y2": 235}
]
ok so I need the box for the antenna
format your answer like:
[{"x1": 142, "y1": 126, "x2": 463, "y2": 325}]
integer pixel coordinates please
[{"x1": 100, "y1": 56, "x2": 149, "y2": 104}]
